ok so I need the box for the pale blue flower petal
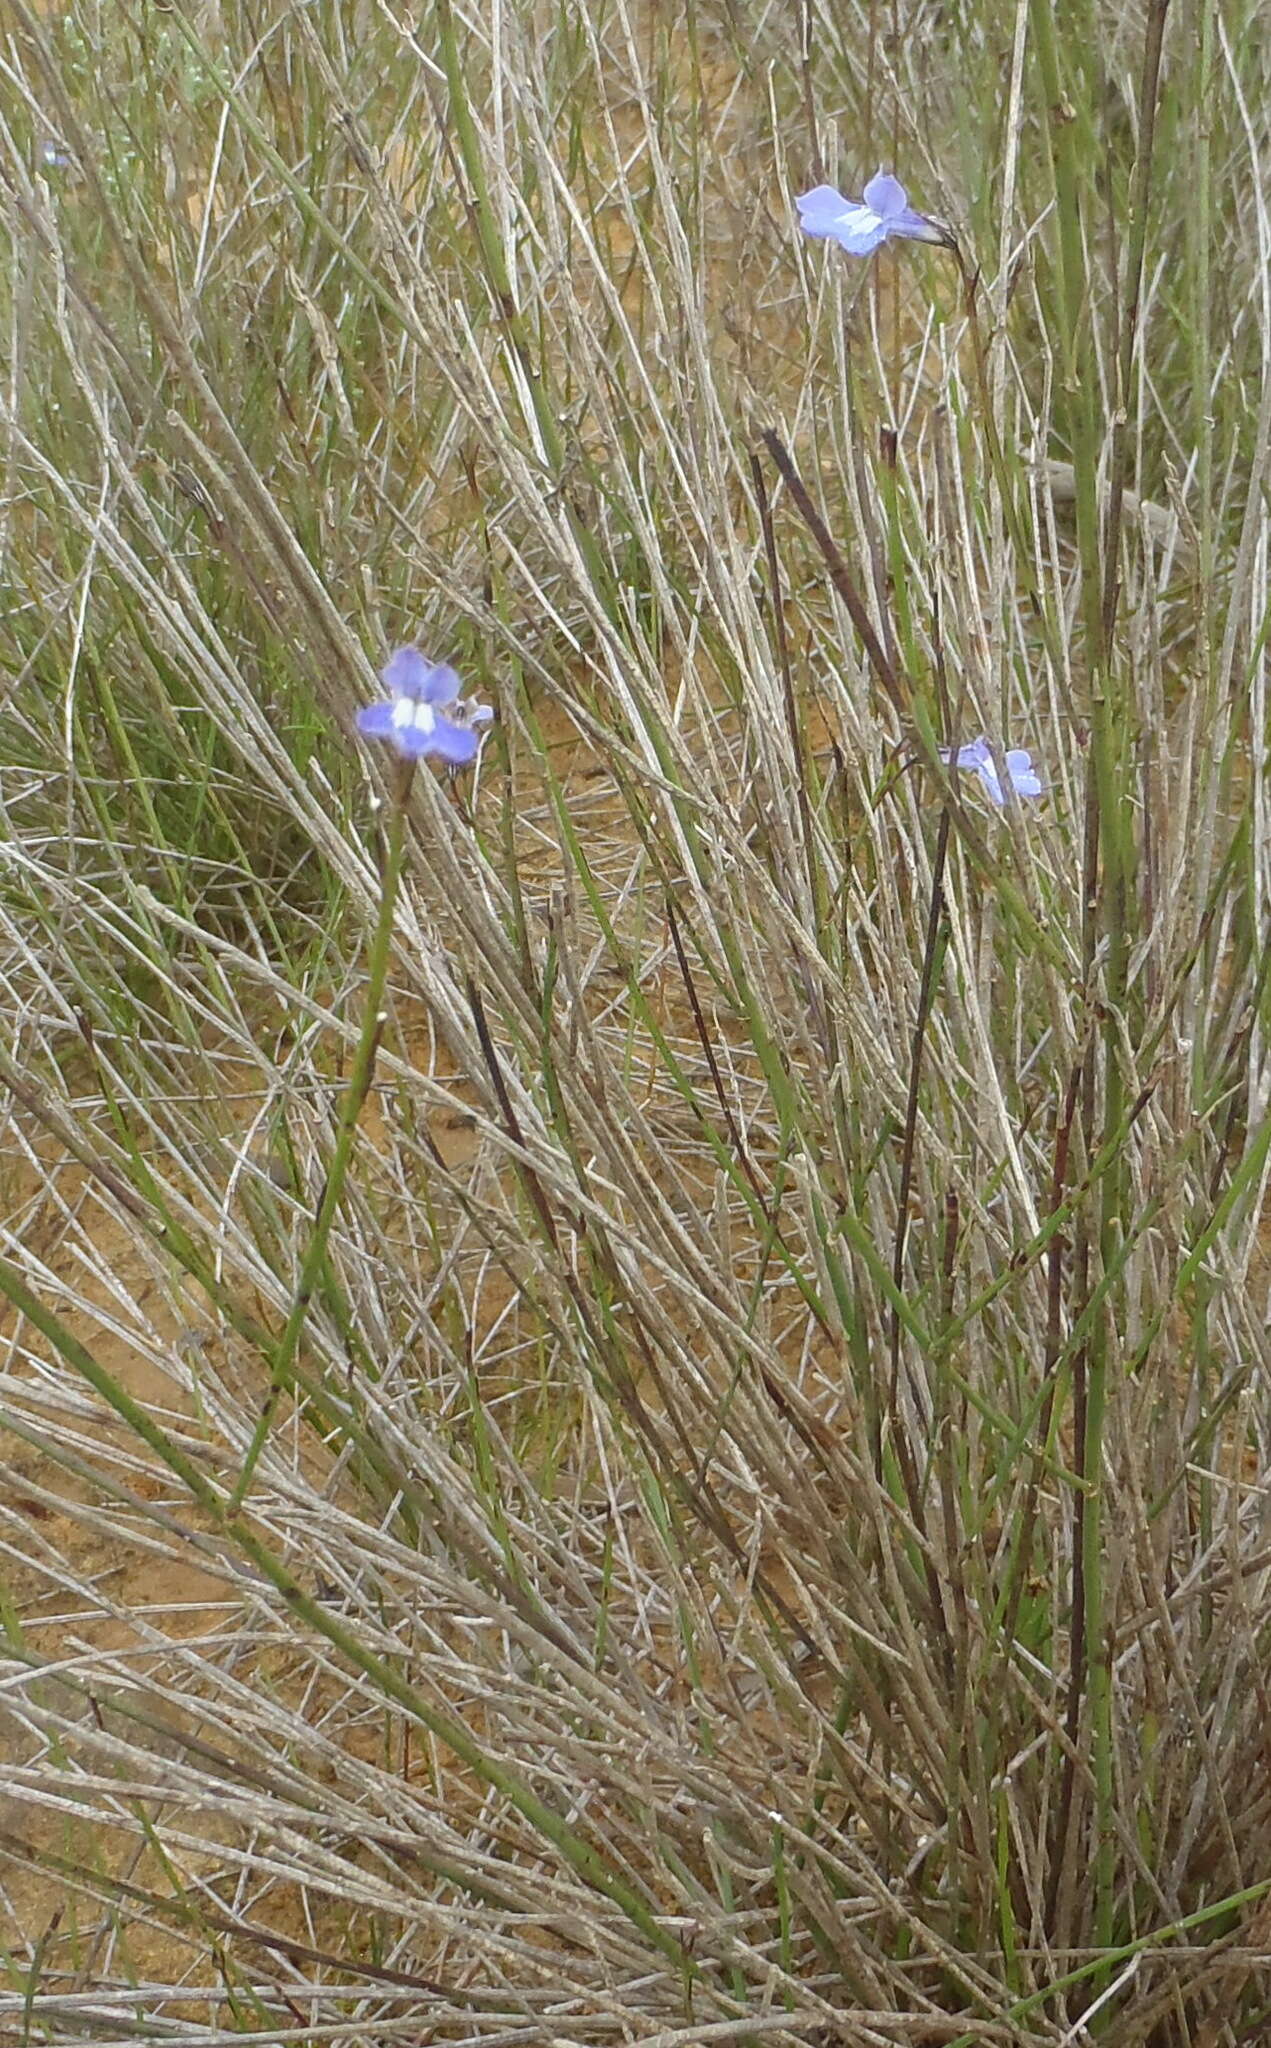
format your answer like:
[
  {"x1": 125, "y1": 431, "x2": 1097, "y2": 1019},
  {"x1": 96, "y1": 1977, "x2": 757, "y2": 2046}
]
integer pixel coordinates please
[
  {"x1": 356, "y1": 703, "x2": 397, "y2": 739},
  {"x1": 1004, "y1": 749, "x2": 1044, "y2": 798},
  {"x1": 796, "y1": 185, "x2": 889, "y2": 254},
  {"x1": 795, "y1": 183, "x2": 842, "y2": 213},
  {"x1": 419, "y1": 661, "x2": 462, "y2": 705},
  {"x1": 863, "y1": 171, "x2": 909, "y2": 219},
  {"x1": 798, "y1": 174, "x2": 946, "y2": 258},
  {"x1": 834, "y1": 213, "x2": 892, "y2": 256},
  {"x1": 357, "y1": 648, "x2": 491, "y2": 768},
  {"x1": 379, "y1": 646, "x2": 432, "y2": 700},
  {"x1": 796, "y1": 183, "x2": 853, "y2": 229},
  {"x1": 422, "y1": 714, "x2": 481, "y2": 765},
  {"x1": 941, "y1": 738, "x2": 990, "y2": 773},
  {"x1": 380, "y1": 647, "x2": 461, "y2": 705},
  {"x1": 939, "y1": 736, "x2": 1043, "y2": 807}
]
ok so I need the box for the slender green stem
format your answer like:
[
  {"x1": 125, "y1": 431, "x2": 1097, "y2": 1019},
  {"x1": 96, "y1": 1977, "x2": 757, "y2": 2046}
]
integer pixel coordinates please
[
  {"x1": 1028, "y1": 0, "x2": 1141, "y2": 1966},
  {"x1": 229, "y1": 790, "x2": 410, "y2": 1509},
  {"x1": 1028, "y1": 0, "x2": 1105, "y2": 674}
]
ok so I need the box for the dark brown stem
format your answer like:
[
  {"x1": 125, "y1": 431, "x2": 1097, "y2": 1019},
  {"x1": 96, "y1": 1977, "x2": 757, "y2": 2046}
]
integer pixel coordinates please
[{"x1": 759, "y1": 429, "x2": 906, "y2": 719}]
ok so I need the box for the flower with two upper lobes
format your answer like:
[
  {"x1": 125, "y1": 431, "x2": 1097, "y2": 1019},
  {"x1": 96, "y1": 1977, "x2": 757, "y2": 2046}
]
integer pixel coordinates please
[
  {"x1": 797, "y1": 171, "x2": 951, "y2": 258},
  {"x1": 940, "y1": 737, "x2": 1044, "y2": 807},
  {"x1": 356, "y1": 646, "x2": 493, "y2": 765}
]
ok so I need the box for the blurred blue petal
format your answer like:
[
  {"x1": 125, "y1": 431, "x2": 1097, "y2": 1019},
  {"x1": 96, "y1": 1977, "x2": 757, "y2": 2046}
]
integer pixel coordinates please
[
  {"x1": 356, "y1": 703, "x2": 397, "y2": 738},
  {"x1": 862, "y1": 172, "x2": 908, "y2": 218},
  {"x1": 357, "y1": 647, "x2": 491, "y2": 769},
  {"x1": 796, "y1": 185, "x2": 889, "y2": 254},
  {"x1": 424, "y1": 716, "x2": 481, "y2": 765},
  {"x1": 940, "y1": 737, "x2": 1044, "y2": 807},
  {"x1": 379, "y1": 646, "x2": 431, "y2": 699},
  {"x1": 1003, "y1": 750, "x2": 1044, "y2": 799},
  {"x1": 796, "y1": 183, "x2": 858, "y2": 230},
  {"x1": 798, "y1": 172, "x2": 948, "y2": 256},
  {"x1": 380, "y1": 646, "x2": 462, "y2": 705}
]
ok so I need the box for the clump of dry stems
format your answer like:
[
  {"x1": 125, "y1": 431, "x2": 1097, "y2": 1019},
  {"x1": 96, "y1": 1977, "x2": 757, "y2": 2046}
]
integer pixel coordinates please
[{"x1": 0, "y1": 1, "x2": 1268, "y2": 2043}]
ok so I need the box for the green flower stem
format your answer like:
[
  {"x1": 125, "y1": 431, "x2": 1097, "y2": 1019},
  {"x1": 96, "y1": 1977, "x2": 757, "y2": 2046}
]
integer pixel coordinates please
[
  {"x1": 1028, "y1": 0, "x2": 1105, "y2": 675},
  {"x1": 229, "y1": 789, "x2": 410, "y2": 1511},
  {"x1": 1028, "y1": 0, "x2": 1135, "y2": 1965}
]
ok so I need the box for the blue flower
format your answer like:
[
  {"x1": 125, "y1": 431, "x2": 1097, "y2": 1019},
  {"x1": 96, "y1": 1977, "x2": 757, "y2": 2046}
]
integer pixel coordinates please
[
  {"x1": 797, "y1": 172, "x2": 948, "y2": 257},
  {"x1": 357, "y1": 647, "x2": 493, "y2": 766},
  {"x1": 940, "y1": 737, "x2": 1044, "y2": 807}
]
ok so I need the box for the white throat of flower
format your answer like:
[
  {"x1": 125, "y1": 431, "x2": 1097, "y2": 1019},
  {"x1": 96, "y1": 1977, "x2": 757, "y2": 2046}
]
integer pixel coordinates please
[
  {"x1": 393, "y1": 697, "x2": 437, "y2": 737},
  {"x1": 837, "y1": 201, "x2": 884, "y2": 237}
]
